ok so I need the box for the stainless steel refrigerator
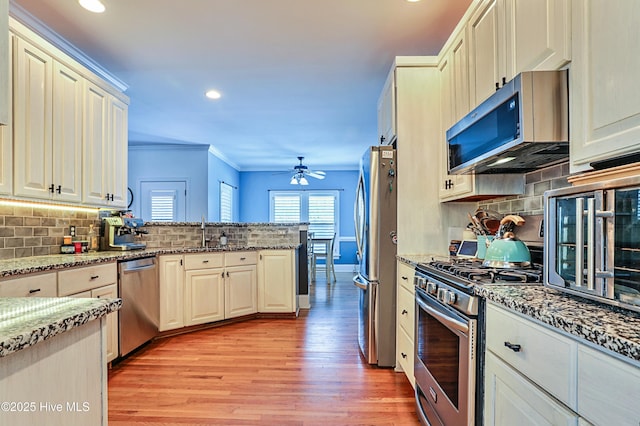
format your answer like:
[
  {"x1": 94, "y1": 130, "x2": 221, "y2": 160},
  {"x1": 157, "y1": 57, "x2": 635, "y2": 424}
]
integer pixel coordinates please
[{"x1": 353, "y1": 146, "x2": 397, "y2": 367}]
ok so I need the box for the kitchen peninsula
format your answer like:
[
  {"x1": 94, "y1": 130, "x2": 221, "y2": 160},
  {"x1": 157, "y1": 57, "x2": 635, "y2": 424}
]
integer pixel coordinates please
[{"x1": 0, "y1": 297, "x2": 121, "y2": 426}]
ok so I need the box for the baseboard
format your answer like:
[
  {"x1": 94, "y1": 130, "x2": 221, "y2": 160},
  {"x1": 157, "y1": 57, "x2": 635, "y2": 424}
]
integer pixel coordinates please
[{"x1": 298, "y1": 294, "x2": 310, "y2": 309}]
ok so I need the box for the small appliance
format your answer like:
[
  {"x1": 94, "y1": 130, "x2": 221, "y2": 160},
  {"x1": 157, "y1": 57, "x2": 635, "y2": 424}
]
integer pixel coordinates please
[{"x1": 100, "y1": 211, "x2": 147, "y2": 251}]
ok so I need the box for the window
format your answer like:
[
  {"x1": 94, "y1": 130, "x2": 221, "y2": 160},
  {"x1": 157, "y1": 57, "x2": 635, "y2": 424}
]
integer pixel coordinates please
[
  {"x1": 220, "y1": 182, "x2": 234, "y2": 222},
  {"x1": 270, "y1": 190, "x2": 339, "y2": 255},
  {"x1": 150, "y1": 191, "x2": 176, "y2": 221}
]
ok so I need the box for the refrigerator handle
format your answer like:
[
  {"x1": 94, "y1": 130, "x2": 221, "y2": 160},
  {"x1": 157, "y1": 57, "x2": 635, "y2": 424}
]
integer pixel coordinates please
[{"x1": 354, "y1": 173, "x2": 364, "y2": 260}]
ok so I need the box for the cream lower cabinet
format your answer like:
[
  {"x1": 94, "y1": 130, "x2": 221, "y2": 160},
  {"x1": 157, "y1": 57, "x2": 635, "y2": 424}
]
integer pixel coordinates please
[
  {"x1": 58, "y1": 263, "x2": 119, "y2": 363},
  {"x1": 258, "y1": 249, "x2": 297, "y2": 314},
  {"x1": 395, "y1": 261, "x2": 415, "y2": 388},
  {"x1": 225, "y1": 251, "x2": 258, "y2": 318},
  {"x1": 158, "y1": 254, "x2": 185, "y2": 331},
  {"x1": 484, "y1": 351, "x2": 578, "y2": 426},
  {"x1": 485, "y1": 302, "x2": 640, "y2": 426},
  {"x1": 570, "y1": 0, "x2": 640, "y2": 172},
  {"x1": 0, "y1": 272, "x2": 57, "y2": 297},
  {"x1": 184, "y1": 253, "x2": 225, "y2": 326}
]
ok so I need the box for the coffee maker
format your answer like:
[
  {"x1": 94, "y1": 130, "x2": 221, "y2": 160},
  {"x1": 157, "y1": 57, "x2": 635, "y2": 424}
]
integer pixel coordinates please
[{"x1": 100, "y1": 211, "x2": 147, "y2": 251}]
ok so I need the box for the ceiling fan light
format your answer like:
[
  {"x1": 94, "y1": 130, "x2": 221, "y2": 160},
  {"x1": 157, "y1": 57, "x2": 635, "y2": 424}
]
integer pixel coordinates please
[
  {"x1": 79, "y1": 0, "x2": 106, "y2": 13},
  {"x1": 290, "y1": 175, "x2": 299, "y2": 185},
  {"x1": 299, "y1": 176, "x2": 309, "y2": 186}
]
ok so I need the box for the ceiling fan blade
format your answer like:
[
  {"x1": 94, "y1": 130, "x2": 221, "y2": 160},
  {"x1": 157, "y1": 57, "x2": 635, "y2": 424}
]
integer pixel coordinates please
[{"x1": 307, "y1": 171, "x2": 326, "y2": 179}]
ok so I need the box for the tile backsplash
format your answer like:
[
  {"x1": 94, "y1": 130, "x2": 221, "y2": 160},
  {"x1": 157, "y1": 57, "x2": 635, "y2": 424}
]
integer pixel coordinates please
[
  {"x1": 477, "y1": 162, "x2": 571, "y2": 215},
  {"x1": 0, "y1": 205, "x2": 99, "y2": 259}
]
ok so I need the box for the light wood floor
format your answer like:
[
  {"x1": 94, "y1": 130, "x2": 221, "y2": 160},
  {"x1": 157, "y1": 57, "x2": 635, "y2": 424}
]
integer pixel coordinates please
[{"x1": 108, "y1": 272, "x2": 420, "y2": 425}]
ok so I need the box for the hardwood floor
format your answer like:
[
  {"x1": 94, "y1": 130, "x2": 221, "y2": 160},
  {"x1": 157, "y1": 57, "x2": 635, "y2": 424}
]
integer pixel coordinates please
[{"x1": 108, "y1": 272, "x2": 420, "y2": 425}]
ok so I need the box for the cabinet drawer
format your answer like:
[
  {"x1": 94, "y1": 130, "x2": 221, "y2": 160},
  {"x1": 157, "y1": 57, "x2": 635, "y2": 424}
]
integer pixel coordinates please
[
  {"x1": 397, "y1": 261, "x2": 415, "y2": 292},
  {"x1": 58, "y1": 263, "x2": 117, "y2": 296},
  {"x1": 397, "y1": 326, "x2": 415, "y2": 387},
  {"x1": 0, "y1": 272, "x2": 57, "y2": 297},
  {"x1": 577, "y1": 344, "x2": 640, "y2": 426},
  {"x1": 397, "y1": 284, "x2": 414, "y2": 337},
  {"x1": 184, "y1": 253, "x2": 223, "y2": 270},
  {"x1": 225, "y1": 251, "x2": 257, "y2": 267},
  {"x1": 486, "y1": 303, "x2": 577, "y2": 409}
]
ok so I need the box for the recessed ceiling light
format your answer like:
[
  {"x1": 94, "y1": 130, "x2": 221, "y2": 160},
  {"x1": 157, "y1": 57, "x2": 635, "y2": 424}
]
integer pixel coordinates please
[
  {"x1": 205, "y1": 90, "x2": 222, "y2": 100},
  {"x1": 79, "y1": 0, "x2": 106, "y2": 13},
  {"x1": 406, "y1": 0, "x2": 421, "y2": 2}
]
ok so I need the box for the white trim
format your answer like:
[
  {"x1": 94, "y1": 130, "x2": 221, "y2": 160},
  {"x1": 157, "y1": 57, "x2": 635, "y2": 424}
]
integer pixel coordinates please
[
  {"x1": 9, "y1": 1, "x2": 128, "y2": 92},
  {"x1": 208, "y1": 146, "x2": 240, "y2": 170},
  {"x1": 298, "y1": 295, "x2": 310, "y2": 310}
]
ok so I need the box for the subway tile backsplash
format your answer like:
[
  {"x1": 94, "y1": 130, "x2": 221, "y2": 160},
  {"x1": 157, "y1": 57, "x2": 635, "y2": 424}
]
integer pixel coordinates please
[
  {"x1": 0, "y1": 205, "x2": 99, "y2": 259},
  {"x1": 478, "y1": 162, "x2": 570, "y2": 215}
]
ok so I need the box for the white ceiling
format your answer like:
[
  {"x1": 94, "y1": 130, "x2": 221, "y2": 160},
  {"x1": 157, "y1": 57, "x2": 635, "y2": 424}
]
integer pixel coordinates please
[{"x1": 10, "y1": 0, "x2": 471, "y2": 171}]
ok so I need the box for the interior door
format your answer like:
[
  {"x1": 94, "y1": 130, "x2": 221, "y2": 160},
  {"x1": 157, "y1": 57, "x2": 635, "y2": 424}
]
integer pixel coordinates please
[{"x1": 140, "y1": 180, "x2": 186, "y2": 222}]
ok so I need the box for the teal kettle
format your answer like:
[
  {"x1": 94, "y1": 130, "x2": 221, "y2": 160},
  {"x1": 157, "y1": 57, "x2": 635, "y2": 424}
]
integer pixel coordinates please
[{"x1": 482, "y1": 215, "x2": 531, "y2": 268}]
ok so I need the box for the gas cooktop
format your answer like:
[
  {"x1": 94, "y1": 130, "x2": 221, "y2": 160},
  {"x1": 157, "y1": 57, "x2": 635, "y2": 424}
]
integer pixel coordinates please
[{"x1": 416, "y1": 258, "x2": 543, "y2": 285}]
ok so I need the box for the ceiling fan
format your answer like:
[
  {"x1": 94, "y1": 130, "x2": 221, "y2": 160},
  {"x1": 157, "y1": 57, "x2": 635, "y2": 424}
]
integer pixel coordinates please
[{"x1": 287, "y1": 157, "x2": 326, "y2": 185}]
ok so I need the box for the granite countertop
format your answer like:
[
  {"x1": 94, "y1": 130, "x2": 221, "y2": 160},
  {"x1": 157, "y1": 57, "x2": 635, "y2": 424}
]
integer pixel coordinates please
[
  {"x1": 0, "y1": 297, "x2": 122, "y2": 357},
  {"x1": 397, "y1": 254, "x2": 640, "y2": 363},
  {"x1": 477, "y1": 285, "x2": 640, "y2": 362},
  {"x1": 0, "y1": 245, "x2": 300, "y2": 278}
]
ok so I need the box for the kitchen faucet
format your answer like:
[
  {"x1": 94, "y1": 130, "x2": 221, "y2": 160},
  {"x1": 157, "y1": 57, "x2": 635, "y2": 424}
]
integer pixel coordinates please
[{"x1": 201, "y1": 216, "x2": 206, "y2": 248}]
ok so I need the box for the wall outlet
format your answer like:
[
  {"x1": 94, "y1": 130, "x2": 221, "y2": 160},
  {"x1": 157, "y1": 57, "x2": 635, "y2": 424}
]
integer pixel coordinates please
[{"x1": 70, "y1": 225, "x2": 76, "y2": 237}]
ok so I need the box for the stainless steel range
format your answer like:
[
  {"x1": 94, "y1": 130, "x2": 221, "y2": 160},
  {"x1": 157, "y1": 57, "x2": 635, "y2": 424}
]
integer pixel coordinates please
[{"x1": 413, "y1": 258, "x2": 542, "y2": 426}]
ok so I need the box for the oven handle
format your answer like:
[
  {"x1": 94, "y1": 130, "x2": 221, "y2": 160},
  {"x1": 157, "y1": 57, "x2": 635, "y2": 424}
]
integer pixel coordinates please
[{"x1": 416, "y1": 293, "x2": 469, "y2": 334}]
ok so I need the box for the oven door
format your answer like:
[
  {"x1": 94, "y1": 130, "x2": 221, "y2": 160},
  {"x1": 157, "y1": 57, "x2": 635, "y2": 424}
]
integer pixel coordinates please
[{"x1": 414, "y1": 289, "x2": 476, "y2": 426}]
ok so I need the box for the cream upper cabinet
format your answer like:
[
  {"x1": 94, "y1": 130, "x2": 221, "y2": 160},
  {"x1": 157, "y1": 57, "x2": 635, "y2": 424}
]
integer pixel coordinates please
[
  {"x1": 158, "y1": 254, "x2": 185, "y2": 332},
  {"x1": 82, "y1": 83, "x2": 128, "y2": 207},
  {"x1": 570, "y1": 0, "x2": 640, "y2": 173},
  {"x1": 468, "y1": 0, "x2": 571, "y2": 108},
  {"x1": 13, "y1": 37, "x2": 83, "y2": 203},
  {"x1": 449, "y1": 30, "x2": 471, "y2": 123},
  {"x1": 0, "y1": 0, "x2": 8, "y2": 126},
  {"x1": 377, "y1": 69, "x2": 396, "y2": 145},
  {"x1": 0, "y1": 31, "x2": 11, "y2": 195},
  {"x1": 258, "y1": 249, "x2": 297, "y2": 314}
]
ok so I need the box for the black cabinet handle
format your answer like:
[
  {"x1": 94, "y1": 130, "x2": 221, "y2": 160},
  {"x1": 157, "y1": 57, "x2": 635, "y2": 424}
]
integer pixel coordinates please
[
  {"x1": 380, "y1": 135, "x2": 386, "y2": 144},
  {"x1": 28, "y1": 288, "x2": 41, "y2": 294},
  {"x1": 90, "y1": 275, "x2": 99, "y2": 280},
  {"x1": 56, "y1": 185, "x2": 62, "y2": 194},
  {"x1": 401, "y1": 276, "x2": 408, "y2": 280},
  {"x1": 49, "y1": 184, "x2": 55, "y2": 193},
  {"x1": 401, "y1": 309, "x2": 408, "y2": 315},
  {"x1": 502, "y1": 76, "x2": 507, "y2": 86},
  {"x1": 401, "y1": 352, "x2": 407, "y2": 359},
  {"x1": 504, "y1": 341, "x2": 521, "y2": 352},
  {"x1": 495, "y1": 82, "x2": 500, "y2": 91}
]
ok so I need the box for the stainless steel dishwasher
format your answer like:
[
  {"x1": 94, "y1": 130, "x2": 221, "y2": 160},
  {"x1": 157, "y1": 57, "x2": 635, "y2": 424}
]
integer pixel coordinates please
[{"x1": 118, "y1": 256, "x2": 159, "y2": 357}]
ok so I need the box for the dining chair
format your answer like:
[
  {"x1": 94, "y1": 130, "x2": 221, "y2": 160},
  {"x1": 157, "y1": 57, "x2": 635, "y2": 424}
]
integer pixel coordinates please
[{"x1": 311, "y1": 233, "x2": 336, "y2": 283}]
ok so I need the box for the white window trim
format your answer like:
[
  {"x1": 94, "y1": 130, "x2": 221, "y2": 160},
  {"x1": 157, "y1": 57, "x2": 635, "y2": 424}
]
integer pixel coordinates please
[{"x1": 269, "y1": 190, "x2": 340, "y2": 257}]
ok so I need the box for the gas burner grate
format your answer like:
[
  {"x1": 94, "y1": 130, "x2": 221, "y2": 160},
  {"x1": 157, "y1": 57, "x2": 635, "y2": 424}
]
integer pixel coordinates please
[{"x1": 422, "y1": 258, "x2": 543, "y2": 284}]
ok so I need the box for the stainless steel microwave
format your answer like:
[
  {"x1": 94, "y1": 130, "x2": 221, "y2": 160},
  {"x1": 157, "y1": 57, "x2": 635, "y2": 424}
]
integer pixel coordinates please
[
  {"x1": 447, "y1": 70, "x2": 569, "y2": 174},
  {"x1": 544, "y1": 175, "x2": 640, "y2": 313}
]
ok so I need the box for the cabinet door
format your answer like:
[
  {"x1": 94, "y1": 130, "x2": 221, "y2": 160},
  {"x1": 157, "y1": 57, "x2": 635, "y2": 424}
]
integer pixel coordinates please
[
  {"x1": 0, "y1": 272, "x2": 57, "y2": 297},
  {"x1": 108, "y1": 96, "x2": 128, "y2": 207},
  {"x1": 0, "y1": 31, "x2": 11, "y2": 195},
  {"x1": 504, "y1": 0, "x2": 570, "y2": 81},
  {"x1": 225, "y1": 265, "x2": 257, "y2": 318},
  {"x1": 570, "y1": 1, "x2": 640, "y2": 172},
  {"x1": 13, "y1": 36, "x2": 53, "y2": 199},
  {"x1": 377, "y1": 69, "x2": 396, "y2": 145},
  {"x1": 450, "y1": 30, "x2": 470, "y2": 122},
  {"x1": 158, "y1": 255, "x2": 184, "y2": 331},
  {"x1": 82, "y1": 81, "x2": 108, "y2": 205},
  {"x1": 438, "y1": 54, "x2": 474, "y2": 200},
  {"x1": 258, "y1": 250, "x2": 296, "y2": 313},
  {"x1": 91, "y1": 284, "x2": 118, "y2": 363},
  {"x1": 484, "y1": 351, "x2": 579, "y2": 426},
  {"x1": 52, "y1": 61, "x2": 82, "y2": 203},
  {"x1": 184, "y1": 268, "x2": 224, "y2": 326},
  {"x1": 468, "y1": 0, "x2": 502, "y2": 107},
  {"x1": 577, "y1": 345, "x2": 640, "y2": 426}
]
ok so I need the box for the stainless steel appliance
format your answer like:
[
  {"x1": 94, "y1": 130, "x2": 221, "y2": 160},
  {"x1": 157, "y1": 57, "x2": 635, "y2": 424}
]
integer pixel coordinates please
[
  {"x1": 413, "y1": 259, "x2": 543, "y2": 425},
  {"x1": 100, "y1": 216, "x2": 147, "y2": 251},
  {"x1": 118, "y1": 256, "x2": 159, "y2": 357},
  {"x1": 545, "y1": 174, "x2": 640, "y2": 313},
  {"x1": 447, "y1": 70, "x2": 568, "y2": 174},
  {"x1": 353, "y1": 145, "x2": 397, "y2": 367}
]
